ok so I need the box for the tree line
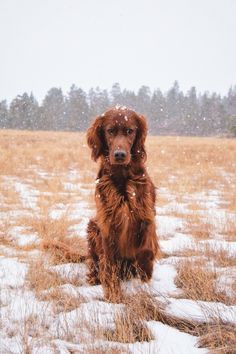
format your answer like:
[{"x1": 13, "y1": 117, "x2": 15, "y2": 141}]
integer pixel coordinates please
[{"x1": 0, "y1": 81, "x2": 236, "y2": 136}]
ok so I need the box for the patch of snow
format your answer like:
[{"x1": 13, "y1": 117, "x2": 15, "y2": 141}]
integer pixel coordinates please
[
  {"x1": 14, "y1": 181, "x2": 39, "y2": 210},
  {"x1": 77, "y1": 284, "x2": 104, "y2": 300},
  {"x1": 166, "y1": 297, "x2": 236, "y2": 324},
  {"x1": 157, "y1": 215, "x2": 183, "y2": 238},
  {"x1": 50, "y1": 283, "x2": 104, "y2": 302},
  {"x1": 69, "y1": 219, "x2": 90, "y2": 238},
  {"x1": 1, "y1": 290, "x2": 54, "y2": 338},
  {"x1": 63, "y1": 182, "x2": 93, "y2": 193},
  {"x1": 9, "y1": 226, "x2": 39, "y2": 246},
  {"x1": 67, "y1": 169, "x2": 81, "y2": 182},
  {"x1": 199, "y1": 239, "x2": 236, "y2": 256},
  {"x1": 151, "y1": 261, "x2": 182, "y2": 297},
  {"x1": 0, "y1": 335, "x2": 23, "y2": 354},
  {"x1": 49, "y1": 263, "x2": 87, "y2": 284},
  {"x1": 160, "y1": 233, "x2": 193, "y2": 254},
  {"x1": 157, "y1": 202, "x2": 189, "y2": 215},
  {"x1": 49, "y1": 301, "x2": 123, "y2": 339},
  {"x1": 69, "y1": 201, "x2": 93, "y2": 219},
  {"x1": 0, "y1": 257, "x2": 27, "y2": 288},
  {"x1": 145, "y1": 321, "x2": 207, "y2": 354},
  {"x1": 218, "y1": 270, "x2": 236, "y2": 298}
]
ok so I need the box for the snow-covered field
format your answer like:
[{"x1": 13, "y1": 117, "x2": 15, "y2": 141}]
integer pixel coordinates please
[{"x1": 0, "y1": 132, "x2": 235, "y2": 353}]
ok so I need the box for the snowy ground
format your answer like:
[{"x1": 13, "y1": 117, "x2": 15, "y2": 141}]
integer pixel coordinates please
[{"x1": 0, "y1": 169, "x2": 235, "y2": 354}]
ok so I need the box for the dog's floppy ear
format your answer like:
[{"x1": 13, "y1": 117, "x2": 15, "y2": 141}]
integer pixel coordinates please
[
  {"x1": 132, "y1": 114, "x2": 147, "y2": 162},
  {"x1": 87, "y1": 115, "x2": 104, "y2": 161}
]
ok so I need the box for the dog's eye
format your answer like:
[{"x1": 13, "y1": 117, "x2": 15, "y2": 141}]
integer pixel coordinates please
[
  {"x1": 126, "y1": 128, "x2": 134, "y2": 135},
  {"x1": 107, "y1": 128, "x2": 114, "y2": 135}
]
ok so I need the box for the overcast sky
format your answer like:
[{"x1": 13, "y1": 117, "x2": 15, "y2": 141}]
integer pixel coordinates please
[{"x1": 0, "y1": 0, "x2": 235, "y2": 102}]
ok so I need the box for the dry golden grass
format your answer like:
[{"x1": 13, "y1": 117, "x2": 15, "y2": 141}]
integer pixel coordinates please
[
  {"x1": 19, "y1": 211, "x2": 87, "y2": 264},
  {"x1": 123, "y1": 291, "x2": 206, "y2": 335},
  {"x1": 41, "y1": 288, "x2": 86, "y2": 314},
  {"x1": 1, "y1": 130, "x2": 235, "y2": 195},
  {"x1": 147, "y1": 136, "x2": 236, "y2": 209},
  {"x1": 85, "y1": 346, "x2": 130, "y2": 354},
  {"x1": 220, "y1": 216, "x2": 236, "y2": 241},
  {"x1": 0, "y1": 224, "x2": 12, "y2": 247},
  {"x1": 187, "y1": 202, "x2": 207, "y2": 211},
  {"x1": 171, "y1": 243, "x2": 236, "y2": 268},
  {"x1": 42, "y1": 236, "x2": 87, "y2": 264},
  {"x1": 169, "y1": 245, "x2": 201, "y2": 258},
  {"x1": 105, "y1": 311, "x2": 154, "y2": 343},
  {"x1": 0, "y1": 130, "x2": 96, "y2": 179},
  {"x1": 203, "y1": 244, "x2": 236, "y2": 267},
  {"x1": 175, "y1": 258, "x2": 234, "y2": 305},
  {"x1": 184, "y1": 214, "x2": 213, "y2": 239},
  {"x1": 198, "y1": 321, "x2": 236, "y2": 354},
  {"x1": 123, "y1": 291, "x2": 236, "y2": 353},
  {"x1": 27, "y1": 259, "x2": 66, "y2": 296},
  {"x1": 0, "y1": 184, "x2": 21, "y2": 208},
  {"x1": 0, "y1": 130, "x2": 236, "y2": 353}
]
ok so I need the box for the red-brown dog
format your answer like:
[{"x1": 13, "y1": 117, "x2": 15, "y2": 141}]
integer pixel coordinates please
[{"x1": 86, "y1": 106, "x2": 160, "y2": 302}]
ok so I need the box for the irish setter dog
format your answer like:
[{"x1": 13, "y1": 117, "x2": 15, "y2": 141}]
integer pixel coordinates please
[{"x1": 86, "y1": 106, "x2": 160, "y2": 302}]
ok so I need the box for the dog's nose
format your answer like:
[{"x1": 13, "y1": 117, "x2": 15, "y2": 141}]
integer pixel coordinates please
[{"x1": 114, "y1": 150, "x2": 126, "y2": 161}]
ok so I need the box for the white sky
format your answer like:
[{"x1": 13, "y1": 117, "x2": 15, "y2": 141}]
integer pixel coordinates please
[{"x1": 0, "y1": 0, "x2": 235, "y2": 102}]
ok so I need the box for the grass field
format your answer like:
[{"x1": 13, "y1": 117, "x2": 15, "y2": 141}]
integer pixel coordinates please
[{"x1": 0, "y1": 130, "x2": 235, "y2": 353}]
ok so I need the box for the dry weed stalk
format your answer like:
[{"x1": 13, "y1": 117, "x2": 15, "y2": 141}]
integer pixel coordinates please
[
  {"x1": 124, "y1": 291, "x2": 236, "y2": 352},
  {"x1": 105, "y1": 310, "x2": 153, "y2": 343},
  {"x1": 221, "y1": 216, "x2": 236, "y2": 241},
  {"x1": 41, "y1": 288, "x2": 86, "y2": 314},
  {"x1": 203, "y1": 244, "x2": 236, "y2": 267},
  {"x1": 123, "y1": 291, "x2": 207, "y2": 336},
  {"x1": 182, "y1": 213, "x2": 212, "y2": 239},
  {"x1": 85, "y1": 347, "x2": 130, "y2": 354},
  {"x1": 175, "y1": 258, "x2": 232, "y2": 304},
  {"x1": 27, "y1": 259, "x2": 66, "y2": 296},
  {"x1": 21, "y1": 211, "x2": 87, "y2": 264},
  {"x1": 198, "y1": 320, "x2": 236, "y2": 354},
  {"x1": 42, "y1": 236, "x2": 87, "y2": 264}
]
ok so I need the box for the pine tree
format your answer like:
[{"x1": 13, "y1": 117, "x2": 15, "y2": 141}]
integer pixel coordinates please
[
  {"x1": 66, "y1": 85, "x2": 89, "y2": 131},
  {"x1": 122, "y1": 89, "x2": 137, "y2": 110},
  {"x1": 150, "y1": 89, "x2": 167, "y2": 134},
  {"x1": 9, "y1": 93, "x2": 39, "y2": 130},
  {"x1": 136, "y1": 86, "x2": 151, "y2": 115},
  {"x1": 88, "y1": 87, "x2": 110, "y2": 119},
  {"x1": 0, "y1": 100, "x2": 9, "y2": 129},
  {"x1": 41, "y1": 88, "x2": 65, "y2": 130},
  {"x1": 110, "y1": 83, "x2": 122, "y2": 105}
]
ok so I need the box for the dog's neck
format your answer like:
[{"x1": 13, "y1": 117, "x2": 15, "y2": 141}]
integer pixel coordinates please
[
  {"x1": 98, "y1": 157, "x2": 146, "y2": 181},
  {"x1": 97, "y1": 158, "x2": 147, "y2": 198}
]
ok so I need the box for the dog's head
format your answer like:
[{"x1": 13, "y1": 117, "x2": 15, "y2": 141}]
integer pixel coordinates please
[{"x1": 87, "y1": 106, "x2": 147, "y2": 165}]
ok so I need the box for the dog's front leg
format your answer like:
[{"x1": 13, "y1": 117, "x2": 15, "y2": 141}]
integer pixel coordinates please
[
  {"x1": 99, "y1": 235, "x2": 122, "y2": 303},
  {"x1": 87, "y1": 219, "x2": 101, "y2": 285},
  {"x1": 136, "y1": 221, "x2": 159, "y2": 281},
  {"x1": 136, "y1": 248, "x2": 155, "y2": 281}
]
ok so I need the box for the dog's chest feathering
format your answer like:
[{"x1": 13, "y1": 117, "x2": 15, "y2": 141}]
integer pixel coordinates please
[{"x1": 112, "y1": 178, "x2": 144, "y2": 258}]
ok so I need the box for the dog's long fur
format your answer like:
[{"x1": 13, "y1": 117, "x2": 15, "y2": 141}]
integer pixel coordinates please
[{"x1": 86, "y1": 106, "x2": 160, "y2": 302}]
